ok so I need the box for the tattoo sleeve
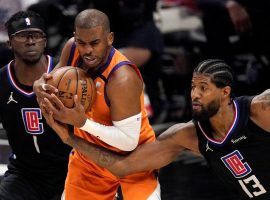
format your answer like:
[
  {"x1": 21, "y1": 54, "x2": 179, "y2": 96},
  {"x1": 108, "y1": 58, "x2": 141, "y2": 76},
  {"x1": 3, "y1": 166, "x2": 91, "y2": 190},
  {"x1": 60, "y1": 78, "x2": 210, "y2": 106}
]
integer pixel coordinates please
[
  {"x1": 258, "y1": 89, "x2": 270, "y2": 110},
  {"x1": 70, "y1": 136, "x2": 126, "y2": 176}
]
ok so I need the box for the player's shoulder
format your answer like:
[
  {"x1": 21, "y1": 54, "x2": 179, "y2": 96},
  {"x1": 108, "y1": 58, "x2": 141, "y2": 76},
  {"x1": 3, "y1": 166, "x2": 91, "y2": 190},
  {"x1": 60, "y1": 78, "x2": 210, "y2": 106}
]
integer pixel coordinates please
[
  {"x1": 108, "y1": 64, "x2": 142, "y2": 87},
  {"x1": 59, "y1": 37, "x2": 76, "y2": 66},
  {"x1": 250, "y1": 90, "x2": 270, "y2": 115},
  {"x1": 62, "y1": 37, "x2": 75, "y2": 53}
]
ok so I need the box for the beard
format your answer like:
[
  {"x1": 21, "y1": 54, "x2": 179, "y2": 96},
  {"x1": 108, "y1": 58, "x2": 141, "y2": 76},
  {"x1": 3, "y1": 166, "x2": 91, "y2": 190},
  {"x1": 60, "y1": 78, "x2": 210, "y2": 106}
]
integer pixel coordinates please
[{"x1": 192, "y1": 99, "x2": 220, "y2": 121}]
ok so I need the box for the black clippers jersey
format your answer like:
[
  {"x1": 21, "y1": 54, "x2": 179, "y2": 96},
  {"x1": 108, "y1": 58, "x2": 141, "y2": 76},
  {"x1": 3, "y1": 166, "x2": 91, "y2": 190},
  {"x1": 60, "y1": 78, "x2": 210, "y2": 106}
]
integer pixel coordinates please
[
  {"x1": 0, "y1": 56, "x2": 71, "y2": 185},
  {"x1": 195, "y1": 96, "x2": 270, "y2": 199}
]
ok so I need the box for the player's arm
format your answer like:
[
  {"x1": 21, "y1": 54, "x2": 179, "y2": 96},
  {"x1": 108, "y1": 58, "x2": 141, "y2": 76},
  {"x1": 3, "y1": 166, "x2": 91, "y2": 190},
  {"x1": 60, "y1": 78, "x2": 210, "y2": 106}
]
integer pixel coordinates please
[
  {"x1": 80, "y1": 65, "x2": 143, "y2": 151},
  {"x1": 250, "y1": 89, "x2": 270, "y2": 131},
  {"x1": 73, "y1": 121, "x2": 199, "y2": 177},
  {"x1": 49, "y1": 65, "x2": 144, "y2": 151},
  {"x1": 111, "y1": 121, "x2": 200, "y2": 176},
  {"x1": 42, "y1": 105, "x2": 199, "y2": 177}
]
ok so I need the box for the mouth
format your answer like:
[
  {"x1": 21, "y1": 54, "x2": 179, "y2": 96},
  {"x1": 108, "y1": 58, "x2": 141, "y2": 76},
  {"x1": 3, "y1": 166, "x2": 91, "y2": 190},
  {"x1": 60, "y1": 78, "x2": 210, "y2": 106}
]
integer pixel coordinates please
[
  {"x1": 192, "y1": 102, "x2": 202, "y2": 110},
  {"x1": 25, "y1": 50, "x2": 38, "y2": 56},
  {"x1": 83, "y1": 55, "x2": 97, "y2": 65}
]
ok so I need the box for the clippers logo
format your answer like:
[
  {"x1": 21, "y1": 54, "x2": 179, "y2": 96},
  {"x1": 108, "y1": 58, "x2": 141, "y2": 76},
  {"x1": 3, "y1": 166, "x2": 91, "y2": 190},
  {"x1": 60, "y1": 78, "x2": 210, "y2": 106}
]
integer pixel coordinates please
[
  {"x1": 21, "y1": 108, "x2": 44, "y2": 135},
  {"x1": 221, "y1": 150, "x2": 252, "y2": 178},
  {"x1": 25, "y1": 17, "x2": 31, "y2": 26}
]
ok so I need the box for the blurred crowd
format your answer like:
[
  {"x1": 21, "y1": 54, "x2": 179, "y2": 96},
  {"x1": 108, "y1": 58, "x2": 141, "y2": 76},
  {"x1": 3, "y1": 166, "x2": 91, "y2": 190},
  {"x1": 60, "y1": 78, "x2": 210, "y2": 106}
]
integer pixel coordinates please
[{"x1": 0, "y1": 0, "x2": 270, "y2": 125}]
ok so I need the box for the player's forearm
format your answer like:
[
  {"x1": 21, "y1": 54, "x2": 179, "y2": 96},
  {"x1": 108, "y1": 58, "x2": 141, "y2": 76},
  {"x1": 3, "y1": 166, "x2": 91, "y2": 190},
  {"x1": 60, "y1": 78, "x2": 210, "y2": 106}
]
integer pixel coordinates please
[
  {"x1": 126, "y1": 141, "x2": 184, "y2": 173},
  {"x1": 66, "y1": 131, "x2": 184, "y2": 177},
  {"x1": 66, "y1": 136, "x2": 130, "y2": 177}
]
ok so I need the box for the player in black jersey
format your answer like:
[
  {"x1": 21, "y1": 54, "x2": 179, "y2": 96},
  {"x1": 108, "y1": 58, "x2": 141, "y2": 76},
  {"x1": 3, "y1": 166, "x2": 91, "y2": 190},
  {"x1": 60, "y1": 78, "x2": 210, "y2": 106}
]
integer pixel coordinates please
[
  {"x1": 43, "y1": 59, "x2": 270, "y2": 199},
  {"x1": 0, "y1": 11, "x2": 71, "y2": 200}
]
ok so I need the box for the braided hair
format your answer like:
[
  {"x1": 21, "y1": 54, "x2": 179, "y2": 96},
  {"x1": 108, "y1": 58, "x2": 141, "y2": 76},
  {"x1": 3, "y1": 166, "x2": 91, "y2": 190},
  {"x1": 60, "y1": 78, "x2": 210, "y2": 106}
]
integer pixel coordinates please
[{"x1": 194, "y1": 59, "x2": 235, "y2": 99}]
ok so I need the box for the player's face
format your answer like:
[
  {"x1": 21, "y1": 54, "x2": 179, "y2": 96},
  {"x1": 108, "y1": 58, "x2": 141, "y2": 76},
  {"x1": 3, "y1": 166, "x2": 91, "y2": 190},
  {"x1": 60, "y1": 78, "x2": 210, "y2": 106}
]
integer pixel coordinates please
[
  {"x1": 9, "y1": 28, "x2": 46, "y2": 65},
  {"x1": 74, "y1": 26, "x2": 114, "y2": 69},
  {"x1": 191, "y1": 73, "x2": 221, "y2": 121}
]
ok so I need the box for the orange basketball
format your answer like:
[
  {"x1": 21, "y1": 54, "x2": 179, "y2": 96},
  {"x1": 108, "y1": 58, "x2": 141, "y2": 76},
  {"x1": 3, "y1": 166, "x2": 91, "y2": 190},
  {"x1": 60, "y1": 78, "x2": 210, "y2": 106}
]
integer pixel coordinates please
[{"x1": 46, "y1": 66, "x2": 96, "y2": 112}]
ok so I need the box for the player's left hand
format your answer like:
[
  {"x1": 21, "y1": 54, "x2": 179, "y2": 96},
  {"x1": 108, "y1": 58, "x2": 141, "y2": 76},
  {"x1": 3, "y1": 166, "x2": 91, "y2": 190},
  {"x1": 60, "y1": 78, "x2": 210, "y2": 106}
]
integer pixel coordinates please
[{"x1": 43, "y1": 94, "x2": 87, "y2": 128}]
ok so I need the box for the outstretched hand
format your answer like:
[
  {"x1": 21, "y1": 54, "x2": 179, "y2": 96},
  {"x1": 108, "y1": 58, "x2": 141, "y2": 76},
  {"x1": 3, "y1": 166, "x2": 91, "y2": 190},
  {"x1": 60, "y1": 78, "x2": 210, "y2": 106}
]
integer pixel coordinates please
[{"x1": 43, "y1": 94, "x2": 87, "y2": 128}]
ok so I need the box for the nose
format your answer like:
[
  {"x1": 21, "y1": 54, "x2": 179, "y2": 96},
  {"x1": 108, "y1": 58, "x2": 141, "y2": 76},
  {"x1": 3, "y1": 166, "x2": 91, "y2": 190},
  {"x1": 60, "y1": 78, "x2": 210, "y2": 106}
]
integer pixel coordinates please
[
  {"x1": 191, "y1": 87, "x2": 200, "y2": 101},
  {"x1": 84, "y1": 44, "x2": 93, "y2": 54},
  {"x1": 25, "y1": 35, "x2": 35, "y2": 44}
]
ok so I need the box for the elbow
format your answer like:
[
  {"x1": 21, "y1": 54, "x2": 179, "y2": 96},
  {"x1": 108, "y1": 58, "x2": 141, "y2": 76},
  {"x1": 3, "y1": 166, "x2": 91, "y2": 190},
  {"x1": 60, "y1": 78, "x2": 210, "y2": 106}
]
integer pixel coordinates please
[
  {"x1": 108, "y1": 160, "x2": 133, "y2": 178},
  {"x1": 113, "y1": 166, "x2": 134, "y2": 178},
  {"x1": 114, "y1": 170, "x2": 129, "y2": 178}
]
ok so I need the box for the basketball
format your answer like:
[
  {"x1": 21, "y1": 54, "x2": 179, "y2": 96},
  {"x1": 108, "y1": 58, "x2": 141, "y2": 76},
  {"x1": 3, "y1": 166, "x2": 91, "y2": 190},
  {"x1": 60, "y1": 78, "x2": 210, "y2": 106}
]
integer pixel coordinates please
[{"x1": 46, "y1": 66, "x2": 96, "y2": 112}]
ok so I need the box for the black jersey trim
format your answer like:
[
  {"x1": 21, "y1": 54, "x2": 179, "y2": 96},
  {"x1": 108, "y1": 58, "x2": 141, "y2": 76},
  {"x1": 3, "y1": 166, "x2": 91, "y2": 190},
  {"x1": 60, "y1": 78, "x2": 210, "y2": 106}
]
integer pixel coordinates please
[{"x1": 198, "y1": 100, "x2": 239, "y2": 146}]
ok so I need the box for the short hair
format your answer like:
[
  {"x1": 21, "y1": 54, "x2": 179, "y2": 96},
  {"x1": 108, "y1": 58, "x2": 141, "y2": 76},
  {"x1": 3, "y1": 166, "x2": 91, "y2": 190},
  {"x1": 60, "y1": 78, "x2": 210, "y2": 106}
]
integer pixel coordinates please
[
  {"x1": 194, "y1": 59, "x2": 234, "y2": 89},
  {"x1": 5, "y1": 10, "x2": 45, "y2": 36},
  {"x1": 74, "y1": 9, "x2": 110, "y2": 33}
]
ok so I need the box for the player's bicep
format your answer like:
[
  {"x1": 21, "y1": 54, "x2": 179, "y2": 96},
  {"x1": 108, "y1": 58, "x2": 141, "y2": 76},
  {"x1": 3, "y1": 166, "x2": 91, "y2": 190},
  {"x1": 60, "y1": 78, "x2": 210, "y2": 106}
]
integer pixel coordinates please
[{"x1": 107, "y1": 66, "x2": 143, "y2": 121}]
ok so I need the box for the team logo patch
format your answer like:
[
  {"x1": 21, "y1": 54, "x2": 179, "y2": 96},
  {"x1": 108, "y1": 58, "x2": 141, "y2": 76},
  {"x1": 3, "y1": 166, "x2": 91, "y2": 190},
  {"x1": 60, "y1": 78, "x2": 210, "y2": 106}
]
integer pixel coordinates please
[
  {"x1": 25, "y1": 17, "x2": 31, "y2": 26},
  {"x1": 7, "y1": 92, "x2": 18, "y2": 104},
  {"x1": 221, "y1": 150, "x2": 252, "y2": 178},
  {"x1": 21, "y1": 108, "x2": 44, "y2": 135}
]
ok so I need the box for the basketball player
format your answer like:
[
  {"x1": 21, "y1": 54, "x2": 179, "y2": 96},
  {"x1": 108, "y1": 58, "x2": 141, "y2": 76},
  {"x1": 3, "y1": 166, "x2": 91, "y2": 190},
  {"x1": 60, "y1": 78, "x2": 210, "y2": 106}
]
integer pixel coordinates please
[
  {"x1": 44, "y1": 59, "x2": 270, "y2": 199},
  {"x1": 35, "y1": 9, "x2": 160, "y2": 200},
  {"x1": 0, "y1": 11, "x2": 71, "y2": 200}
]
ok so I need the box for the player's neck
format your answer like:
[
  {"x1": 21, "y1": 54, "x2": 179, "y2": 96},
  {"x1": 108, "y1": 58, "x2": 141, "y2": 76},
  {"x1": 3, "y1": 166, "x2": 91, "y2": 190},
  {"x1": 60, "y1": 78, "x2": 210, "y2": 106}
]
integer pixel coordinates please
[
  {"x1": 209, "y1": 101, "x2": 235, "y2": 140},
  {"x1": 13, "y1": 55, "x2": 48, "y2": 86}
]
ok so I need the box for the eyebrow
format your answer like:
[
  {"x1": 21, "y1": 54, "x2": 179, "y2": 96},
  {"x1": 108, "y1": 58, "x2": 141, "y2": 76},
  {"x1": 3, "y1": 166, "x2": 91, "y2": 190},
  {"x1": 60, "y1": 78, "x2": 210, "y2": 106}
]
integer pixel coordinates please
[
  {"x1": 191, "y1": 81, "x2": 209, "y2": 85},
  {"x1": 75, "y1": 36, "x2": 100, "y2": 44}
]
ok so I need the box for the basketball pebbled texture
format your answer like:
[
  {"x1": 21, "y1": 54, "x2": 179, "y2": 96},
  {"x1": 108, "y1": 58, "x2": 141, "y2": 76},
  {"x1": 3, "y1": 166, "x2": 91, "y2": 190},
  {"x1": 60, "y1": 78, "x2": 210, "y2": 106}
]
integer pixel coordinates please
[{"x1": 47, "y1": 66, "x2": 96, "y2": 112}]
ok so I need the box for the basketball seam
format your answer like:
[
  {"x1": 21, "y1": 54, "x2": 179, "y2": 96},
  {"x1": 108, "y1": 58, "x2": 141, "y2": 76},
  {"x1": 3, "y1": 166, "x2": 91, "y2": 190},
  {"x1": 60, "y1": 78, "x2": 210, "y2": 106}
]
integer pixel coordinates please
[
  {"x1": 90, "y1": 79, "x2": 95, "y2": 109},
  {"x1": 74, "y1": 68, "x2": 79, "y2": 108},
  {"x1": 56, "y1": 67, "x2": 75, "y2": 89}
]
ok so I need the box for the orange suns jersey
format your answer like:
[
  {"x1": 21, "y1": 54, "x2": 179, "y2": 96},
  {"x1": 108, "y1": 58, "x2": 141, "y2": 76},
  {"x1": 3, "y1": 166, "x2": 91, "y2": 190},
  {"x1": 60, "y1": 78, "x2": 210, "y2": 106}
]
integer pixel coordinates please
[{"x1": 66, "y1": 42, "x2": 156, "y2": 154}]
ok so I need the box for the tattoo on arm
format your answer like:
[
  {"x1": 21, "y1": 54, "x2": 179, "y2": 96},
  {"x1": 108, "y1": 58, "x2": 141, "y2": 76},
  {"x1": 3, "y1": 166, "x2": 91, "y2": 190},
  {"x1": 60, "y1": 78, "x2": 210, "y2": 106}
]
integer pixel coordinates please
[
  {"x1": 97, "y1": 149, "x2": 117, "y2": 167},
  {"x1": 258, "y1": 89, "x2": 270, "y2": 110},
  {"x1": 72, "y1": 136, "x2": 122, "y2": 168}
]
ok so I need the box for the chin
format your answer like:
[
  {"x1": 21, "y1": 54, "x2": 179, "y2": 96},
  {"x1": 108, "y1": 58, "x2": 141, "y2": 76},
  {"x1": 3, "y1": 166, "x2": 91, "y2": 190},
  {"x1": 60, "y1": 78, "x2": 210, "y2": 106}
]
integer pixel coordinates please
[
  {"x1": 23, "y1": 58, "x2": 40, "y2": 65},
  {"x1": 192, "y1": 111, "x2": 208, "y2": 121}
]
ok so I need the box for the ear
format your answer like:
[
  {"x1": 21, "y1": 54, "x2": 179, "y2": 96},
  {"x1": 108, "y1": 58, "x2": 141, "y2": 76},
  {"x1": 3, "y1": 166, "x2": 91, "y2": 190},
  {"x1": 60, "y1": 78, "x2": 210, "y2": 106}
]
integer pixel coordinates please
[
  {"x1": 222, "y1": 86, "x2": 231, "y2": 98},
  {"x1": 107, "y1": 32, "x2": 114, "y2": 46},
  {"x1": 44, "y1": 38, "x2": 47, "y2": 48},
  {"x1": 73, "y1": 32, "x2": 76, "y2": 44},
  {"x1": 6, "y1": 40, "x2": 11, "y2": 49}
]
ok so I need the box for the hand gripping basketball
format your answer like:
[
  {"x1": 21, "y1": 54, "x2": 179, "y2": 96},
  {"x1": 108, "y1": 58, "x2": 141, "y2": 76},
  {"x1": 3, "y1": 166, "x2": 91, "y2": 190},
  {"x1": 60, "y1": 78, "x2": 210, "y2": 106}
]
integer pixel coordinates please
[{"x1": 46, "y1": 66, "x2": 96, "y2": 112}]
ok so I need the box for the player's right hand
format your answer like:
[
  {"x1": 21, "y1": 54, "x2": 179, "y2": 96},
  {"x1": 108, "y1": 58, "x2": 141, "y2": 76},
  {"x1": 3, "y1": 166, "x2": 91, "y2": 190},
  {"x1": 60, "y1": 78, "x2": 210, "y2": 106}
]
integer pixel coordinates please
[{"x1": 33, "y1": 73, "x2": 58, "y2": 105}]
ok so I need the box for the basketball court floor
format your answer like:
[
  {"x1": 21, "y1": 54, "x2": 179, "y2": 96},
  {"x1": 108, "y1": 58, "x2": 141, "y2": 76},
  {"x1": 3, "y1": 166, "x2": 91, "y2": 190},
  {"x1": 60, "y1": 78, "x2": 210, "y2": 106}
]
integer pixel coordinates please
[{"x1": 0, "y1": 123, "x2": 239, "y2": 200}]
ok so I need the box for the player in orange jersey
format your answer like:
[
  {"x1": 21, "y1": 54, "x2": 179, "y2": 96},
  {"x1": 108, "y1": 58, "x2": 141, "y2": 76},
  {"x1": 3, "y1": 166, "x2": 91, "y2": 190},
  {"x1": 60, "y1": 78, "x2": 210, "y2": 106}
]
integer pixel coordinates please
[{"x1": 34, "y1": 9, "x2": 160, "y2": 200}]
